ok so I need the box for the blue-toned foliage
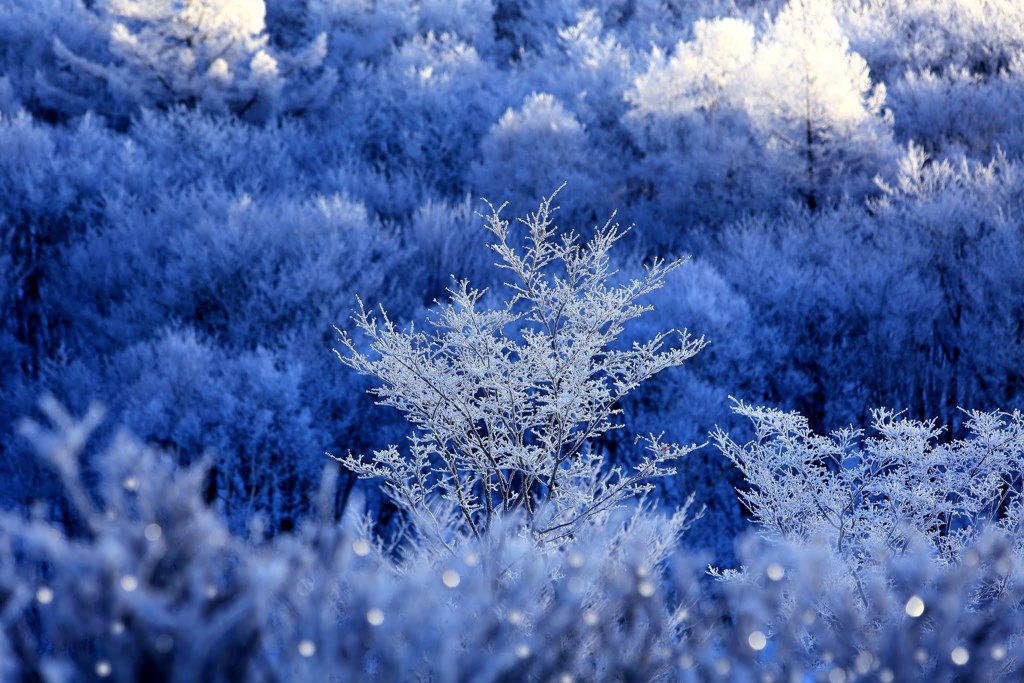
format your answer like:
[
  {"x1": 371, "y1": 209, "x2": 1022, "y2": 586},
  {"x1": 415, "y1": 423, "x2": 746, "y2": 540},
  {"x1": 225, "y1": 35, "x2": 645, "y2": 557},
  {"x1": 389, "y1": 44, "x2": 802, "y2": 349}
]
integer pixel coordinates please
[{"x1": 2, "y1": 0, "x2": 1024, "y2": 678}]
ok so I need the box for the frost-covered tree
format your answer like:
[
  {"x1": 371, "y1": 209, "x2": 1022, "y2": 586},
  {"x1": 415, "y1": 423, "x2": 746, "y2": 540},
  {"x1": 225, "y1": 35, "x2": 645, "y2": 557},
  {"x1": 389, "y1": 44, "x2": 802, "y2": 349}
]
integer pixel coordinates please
[
  {"x1": 58, "y1": 329, "x2": 324, "y2": 532},
  {"x1": 529, "y1": 9, "x2": 634, "y2": 132},
  {"x1": 625, "y1": 17, "x2": 768, "y2": 226},
  {"x1": 307, "y1": 0, "x2": 496, "y2": 68},
  {"x1": 24, "y1": 188, "x2": 403, "y2": 528},
  {"x1": 0, "y1": 0, "x2": 98, "y2": 115},
  {"x1": 401, "y1": 197, "x2": 499, "y2": 303},
  {"x1": 835, "y1": 0, "x2": 1024, "y2": 157},
  {"x1": 624, "y1": 2, "x2": 895, "y2": 228},
  {"x1": 492, "y1": 0, "x2": 581, "y2": 61},
  {"x1": 890, "y1": 60, "x2": 1024, "y2": 159},
  {"x1": 747, "y1": 0, "x2": 895, "y2": 208},
  {"x1": 49, "y1": 0, "x2": 335, "y2": 121},
  {"x1": 306, "y1": 0, "x2": 418, "y2": 67},
  {"x1": 871, "y1": 145, "x2": 1024, "y2": 429},
  {"x1": 616, "y1": 257, "x2": 760, "y2": 558},
  {"x1": 336, "y1": 191, "x2": 706, "y2": 546},
  {"x1": 0, "y1": 111, "x2": 112, "y2": 384},
  {"x1": 836, "y1": 0, "x2": 1024, "y2": 82}
]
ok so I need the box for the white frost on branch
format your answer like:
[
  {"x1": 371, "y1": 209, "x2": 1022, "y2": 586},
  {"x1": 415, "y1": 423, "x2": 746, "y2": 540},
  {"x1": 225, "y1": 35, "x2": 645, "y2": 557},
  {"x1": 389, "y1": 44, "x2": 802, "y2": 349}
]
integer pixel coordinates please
[
  {"x1": 334, "y1": 188, "x2": 706, "y2": 546},
  {"x1": 715, "y1": 399, "x2": 1024, "y2": 569}
]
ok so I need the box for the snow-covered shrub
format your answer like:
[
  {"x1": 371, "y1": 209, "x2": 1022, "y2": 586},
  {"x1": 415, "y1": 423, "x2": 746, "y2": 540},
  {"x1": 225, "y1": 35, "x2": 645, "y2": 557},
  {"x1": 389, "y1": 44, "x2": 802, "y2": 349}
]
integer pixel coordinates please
[
  {"x1": 3, "y1": 399, "x2": 701, "y2": 681},
  {"x1": 328, "y1": 31, "x2": 503, "y2": 205},
  {"x1": 336, "y1": 191, "x2": 706, "y2": 545},
  {"x1": 716, "y1": 400, "x2": 1024, "y2": 567},
  {"x1": 710, "y1": 530, "x2": 1024, "y2": 682},
  {"x1": 709, "y1": 401, "x2": 1024, "y2": 680},
  {"x1": 470, "y1": 93, "x2": 612, "y2": 222},
  {"x1": 8, "y1": 400, "x2": 276, "y2": 681}
]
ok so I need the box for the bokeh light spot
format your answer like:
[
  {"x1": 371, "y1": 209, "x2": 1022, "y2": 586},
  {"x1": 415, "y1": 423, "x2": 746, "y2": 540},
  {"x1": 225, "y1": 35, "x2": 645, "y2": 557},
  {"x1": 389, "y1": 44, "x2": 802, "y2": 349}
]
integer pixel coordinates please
[
  {"x1": 442, "y1": 569, "x2": 461, "y2": 588},
  {"x1": 298, "y1": 639, "x2": 316, "y2": 657},
  {"x1": 905, "y1": 595, "x2": 925, "y2": 618}
]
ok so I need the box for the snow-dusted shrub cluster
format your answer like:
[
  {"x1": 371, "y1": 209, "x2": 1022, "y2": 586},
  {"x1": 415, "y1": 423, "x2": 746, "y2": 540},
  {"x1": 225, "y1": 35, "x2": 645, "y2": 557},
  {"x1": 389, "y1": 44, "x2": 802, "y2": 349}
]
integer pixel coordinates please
[
  {"x1": 718, "y1": 401, "x2": 1024, "y2": 567},
  {"x1": 6, "y1": 397, "x2": 1024, "y2": 680}
]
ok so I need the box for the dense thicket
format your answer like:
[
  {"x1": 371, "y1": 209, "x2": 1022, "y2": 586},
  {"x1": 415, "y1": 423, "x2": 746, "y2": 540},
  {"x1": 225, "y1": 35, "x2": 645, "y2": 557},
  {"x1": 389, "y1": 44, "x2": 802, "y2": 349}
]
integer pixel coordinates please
[{"x1": 2, "y1": 2, "x2": 1024, "y2": 677}]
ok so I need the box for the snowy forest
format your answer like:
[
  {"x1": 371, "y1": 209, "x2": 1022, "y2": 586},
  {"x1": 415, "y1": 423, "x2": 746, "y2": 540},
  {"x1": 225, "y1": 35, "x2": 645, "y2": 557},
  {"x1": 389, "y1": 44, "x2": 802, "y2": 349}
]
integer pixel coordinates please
[{"x1": 2, "y1": 0, "x2": 1024, "y2": 680}]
